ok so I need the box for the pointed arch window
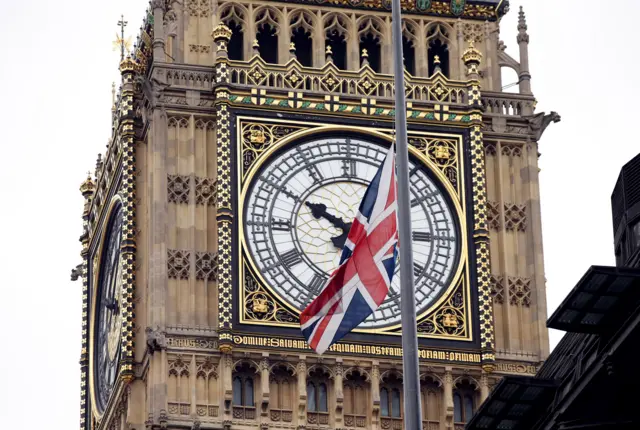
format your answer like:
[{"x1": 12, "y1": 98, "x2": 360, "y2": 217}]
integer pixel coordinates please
[
  {"x1": 232, "y1": 363, "x2": 256, "y2": 420},
  {"x1": 380, "y1": 373, "x2": 403, "y2": 427},
  {"x1": 290, "y1": 11, "x2": 313, "y2": 66},
  {"x1": 453, "y1": 381, "x2": 477, "y2": 424},
  {"x1": 220, "y1": 5, "x2": 245, "y2": 61},
  {"x1": 307, "y1": 369, "x2": 330, "y2": 425},
  {"x1": 344, "y1": 371, "x2": 369, "y2": 428},
  {"x1": 325, "y1": 14, "x2": 348, "y2": 70},
  {"x1": 427, "y1": 25, "x2": 450, "y2": 77},
  {"x1": 270, "y1": 366, "x2": 295, "y2": 422},
  {"x1": 255, "y1": 9, "x2": 279, "y2": 63},
  {"x1": 358, "y1": 18, "x2": 383, "y2": 73},
  {"x1": 421, "y1": 377, "x2": 441, "y2": 425}
]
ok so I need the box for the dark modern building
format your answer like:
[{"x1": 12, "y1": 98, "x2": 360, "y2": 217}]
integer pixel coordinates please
[{"x1": 467, "y1": 153, "x2": 640, "y2": 430}]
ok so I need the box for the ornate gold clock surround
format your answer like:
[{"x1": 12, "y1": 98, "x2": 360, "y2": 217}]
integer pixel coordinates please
[{"x1": 236, "y1": 117, "x2": 473, "y2": 341}]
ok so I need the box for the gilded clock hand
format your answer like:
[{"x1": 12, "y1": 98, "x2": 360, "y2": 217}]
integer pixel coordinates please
[{"x1": 305, "y1": 202, "x2": 352, "y2": 249}]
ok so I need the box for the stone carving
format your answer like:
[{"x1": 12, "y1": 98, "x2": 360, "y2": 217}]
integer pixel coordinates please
[
  {"x1": 146, "y1": 326, "x2": 167, "y2": 353},
  {"x1": 526, "y1": 111, "x2": 561, "y2": 140},
  {"x1": 195, "y1": 177, "x2": 216, "y2": 206},
  {"x1": 187, "y1": 0, "x2": 210, "y2": 17},
  {"x1": 189, "y1": 44, "x2": 211, "y2": 54},
  {"x1": 196, "y1": 252, "x2": 218, "y2": 281},
  {"x1": 504, "y1": 203, "x2": 527, "y2": 232},
  {"x1": 463, "y1": 23, "x2": 484, "y2": 43},
  {"x1": 168, "y1": 174, "x2": 190, "y2": 204},
  {"x1": 509, "y1": 277, "x2": 532, "y2": 307},
  {"x1": 487, "y1": 201, "x2": 501, "y2": 230},
  {"x1": 168, "y1": 249, "x2": 191, "y2": 279},
  {"x1": 490, "y1": 275, "x2": 504, "y2": 305}
]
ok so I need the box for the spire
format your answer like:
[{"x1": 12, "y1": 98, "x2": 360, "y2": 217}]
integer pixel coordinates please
[
  {"x1": 517, "y1": 6, "x2": 532, "y2": 96},
  {"x1": 517, "y1": 6, "x2": 529, "y2": 44}
]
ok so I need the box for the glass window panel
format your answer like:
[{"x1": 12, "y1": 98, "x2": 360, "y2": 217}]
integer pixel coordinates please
[
  {"x1": 307, "y1": 382, "x2": 316, "y2": 412},
  {"x1": 464, "y1": 395, "x2": 474, "y2": 422},
  {"x1": 391, "y1": 389, "x2": 401, "y2": 418},
  {"x1": 233, "y1": 377, "x2": 242, "y2": 405},
  {"x1": 454, "y1": 393, "x2": 463, "y2": 422},
  {"x1": 319, "y1": 383, "x2": 328, "y2": 412},
  {"x1": 245, "y1": 378, "x2": 254, "y2": 406},
  {"x1": 381, "y1": 388, "x2": 389, "y2": 417}
]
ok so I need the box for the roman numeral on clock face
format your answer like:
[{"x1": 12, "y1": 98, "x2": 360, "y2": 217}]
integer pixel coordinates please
[
  {"x1": 271, "y1": 218, "x2": 291, "y2": 232},
  {"x1": 412, "y1": 231, "x2": 432, "y2": 242},
  {"x1": 280, "y1": 248, "x2": 303, "y2": 269},
  {"x1": 413, "y1": 262, "x2": 425, "y2": 278},
  {"x1": 307, "y1": 274, "x2": 327, "y2": 295}
]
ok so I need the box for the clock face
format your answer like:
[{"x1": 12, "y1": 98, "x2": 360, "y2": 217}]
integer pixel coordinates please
[
  {"x1": 93, "y1": 205, "x2": 124, "y2": 412},
  {"x1": 244, "y1": 136, "x2": 460, "y2": 329}
]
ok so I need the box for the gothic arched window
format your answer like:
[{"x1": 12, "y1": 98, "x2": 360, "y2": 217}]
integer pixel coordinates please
[
  {"x1": 255, "y1": 8, "x2": 279, "y2": 63},
  {"x1": 232, "y1": 363, "x2": 256, "y2": 420},
  {"x1": 270, "y1": 366, "x2": 295, "y2": 422},
  {"x1": 427, "y1": 25, "x2": 450, "y2": 77},
  {"x1": 358, "y1": 18, "x2": 384, "y2": 73},
  {"x1": 324, "y1": 14, "x2": 348, "y2": 70},
  {"x1": 453, "y1": 381, "x2": 476, "y2": 424},
  {"x1": 421, "y1": 378, "x2": 441, "y2": 424},
  {"x1": 290, "y1": 11, "x2": 314, "y2": 66},
  {"x1": 380, "y1": 373, "x2": 403, "y2": 427},
  {"x1": 307, "y1": 369, "x2": 330, "y2": 425},
  {"x1": 220, "y1": 4, "x2": 246, "y2": 61},
  {"x1": 344, "y1": 371, "x2": 368, "y2": 427}
]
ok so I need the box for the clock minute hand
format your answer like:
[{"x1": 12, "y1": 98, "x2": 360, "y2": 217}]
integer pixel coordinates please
[{"x1": 305, "y1": 202, "x2": 349, "y2": 231}]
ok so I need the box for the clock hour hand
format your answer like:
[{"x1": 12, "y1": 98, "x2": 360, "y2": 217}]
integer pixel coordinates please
[{"x1": 305, "y1": 202, "x2": 352, "y2": 249}]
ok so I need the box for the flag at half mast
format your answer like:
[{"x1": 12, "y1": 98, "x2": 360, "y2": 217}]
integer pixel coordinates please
[{"x1": 300, "y1": 144, "x2": 399, "y2": 355}]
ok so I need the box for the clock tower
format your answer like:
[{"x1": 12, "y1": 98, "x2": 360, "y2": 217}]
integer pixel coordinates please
[{"x1": 76, "y1": 1, "x2": 559, "y2": 429}]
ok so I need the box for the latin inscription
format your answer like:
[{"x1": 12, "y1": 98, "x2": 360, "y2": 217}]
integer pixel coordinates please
[{"x1": 166, "y1": 337, "x2": 219, "y2": 350}]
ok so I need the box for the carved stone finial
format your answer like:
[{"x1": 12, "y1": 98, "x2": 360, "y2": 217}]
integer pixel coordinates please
[
  {"x1": 361, "y1": 48, "x2": 369, "y2": 68},
  {"x1": 119, "y1": 56, "x2": 137, "y2": 74},
  {"x1": 212, "y1": 22, "x2": 232, "y2": 43},
  {"x1": 432, "y1": 54, "x2": 442, "y2": 75},
  {"x1": 252, "y1": 39, "x2": 260, "y2": 57},
  {"x1": 111, "y1": 82, "x2": 116, "y2": 109},
  {"x1": 325, "y1": 45, "x2": 333, "y2": 63},
  {"x1": 80, "y1": 173, "x2": 95, "y2": 196},
  {"x1": 517, "y1": 6, "x2": 529, "y2": 44},
  {"x1": 70, "y1": 263, "x2": 84, "y2": 281},
  {"x1": 289, "y1": 42, "x2": 297, "y2": 60},
  {"x1": 462, "y1": 41, "x2": 482, "y2": 78}
]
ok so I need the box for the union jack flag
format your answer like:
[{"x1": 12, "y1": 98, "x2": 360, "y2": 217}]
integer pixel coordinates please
[{"x1": 301, "y1": 144, "x2": 398, "y2": 354}]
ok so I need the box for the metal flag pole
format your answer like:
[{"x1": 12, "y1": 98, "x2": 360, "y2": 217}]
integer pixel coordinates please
[{"x1": 391, "y1": 0, "x2": 423, "y2": 428}]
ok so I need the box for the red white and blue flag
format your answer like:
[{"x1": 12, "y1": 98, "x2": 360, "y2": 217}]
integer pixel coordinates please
[{"x1": 301, "y1": 144, "x2": 398, "y2": 354}]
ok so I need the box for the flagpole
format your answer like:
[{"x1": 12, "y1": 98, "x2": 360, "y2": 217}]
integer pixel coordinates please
[{"x1": 391, "y1": 0, "x2": 423, "y2": 428}]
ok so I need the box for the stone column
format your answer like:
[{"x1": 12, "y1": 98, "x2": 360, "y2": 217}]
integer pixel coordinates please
[
  {"x1": 152, "y1": 0, "x2": 166, "y2": 59},
  {"x1": 371, "y1": 362, "x2": 380, "y2": 430},
  {"x1": 297, "y1": 358, "x2": 308, "y2": 425},
  {"x1": 444, "y1": 368, "x2": 453, "y2": 429},
  {"x1": 483, "y1": 21, "x2": 494, "y2": 91},
  {"x1": 381, "y1": 16, "x2": 393, "y2": 74},
  {"x1": 417, "y1": 20, "x2": 429, "y2": 77},
  {"x1": 348, "y1": 13, "x2": 359, "y2": 70},
  {"x1": 334, "y1": 360, "x2": 344, "y2": 428},
  {"x1": 222, "y1": 350, "x2": 233, "y2": 419},
  {"x1": 456, "y1": 19, "x2": 465, "y2": 79},
  {"x1": 245, "y1": 4, "x2": 256, "y2": 60},
  {"x1": 481, "y1": 373, "x2": 490, "y2": 404},
  {"x1": 314, "y1": 10, "x2": 325, "y2": 67},
  {"x1": 278, "y1": 7, "x2": 290, "y2": 64},
  {"x1": 260, "y1": 355, "x2": 270, "y2": 426}
]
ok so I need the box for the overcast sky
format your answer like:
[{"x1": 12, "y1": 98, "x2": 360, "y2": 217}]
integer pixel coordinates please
[{"x1": 0, "y1": 0, "x2": 638, "y2": 427}]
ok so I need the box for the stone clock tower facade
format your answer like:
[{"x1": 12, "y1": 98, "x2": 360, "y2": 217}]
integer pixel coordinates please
[{"x1": 76, "y1": 1, "x2": 559, "y2": 429}]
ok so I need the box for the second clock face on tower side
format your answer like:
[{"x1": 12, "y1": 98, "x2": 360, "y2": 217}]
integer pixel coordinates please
[
  {"x1": 93, "y1": 205, "x2": 124, "y2": 413},
  {"x1": 243, "y1": 136, "x2": 461, "y2": 329}
]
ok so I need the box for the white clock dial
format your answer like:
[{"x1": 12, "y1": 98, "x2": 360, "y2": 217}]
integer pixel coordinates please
[{"x1": 244, "y1": 136, "x2": 459, "y2": 328}]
